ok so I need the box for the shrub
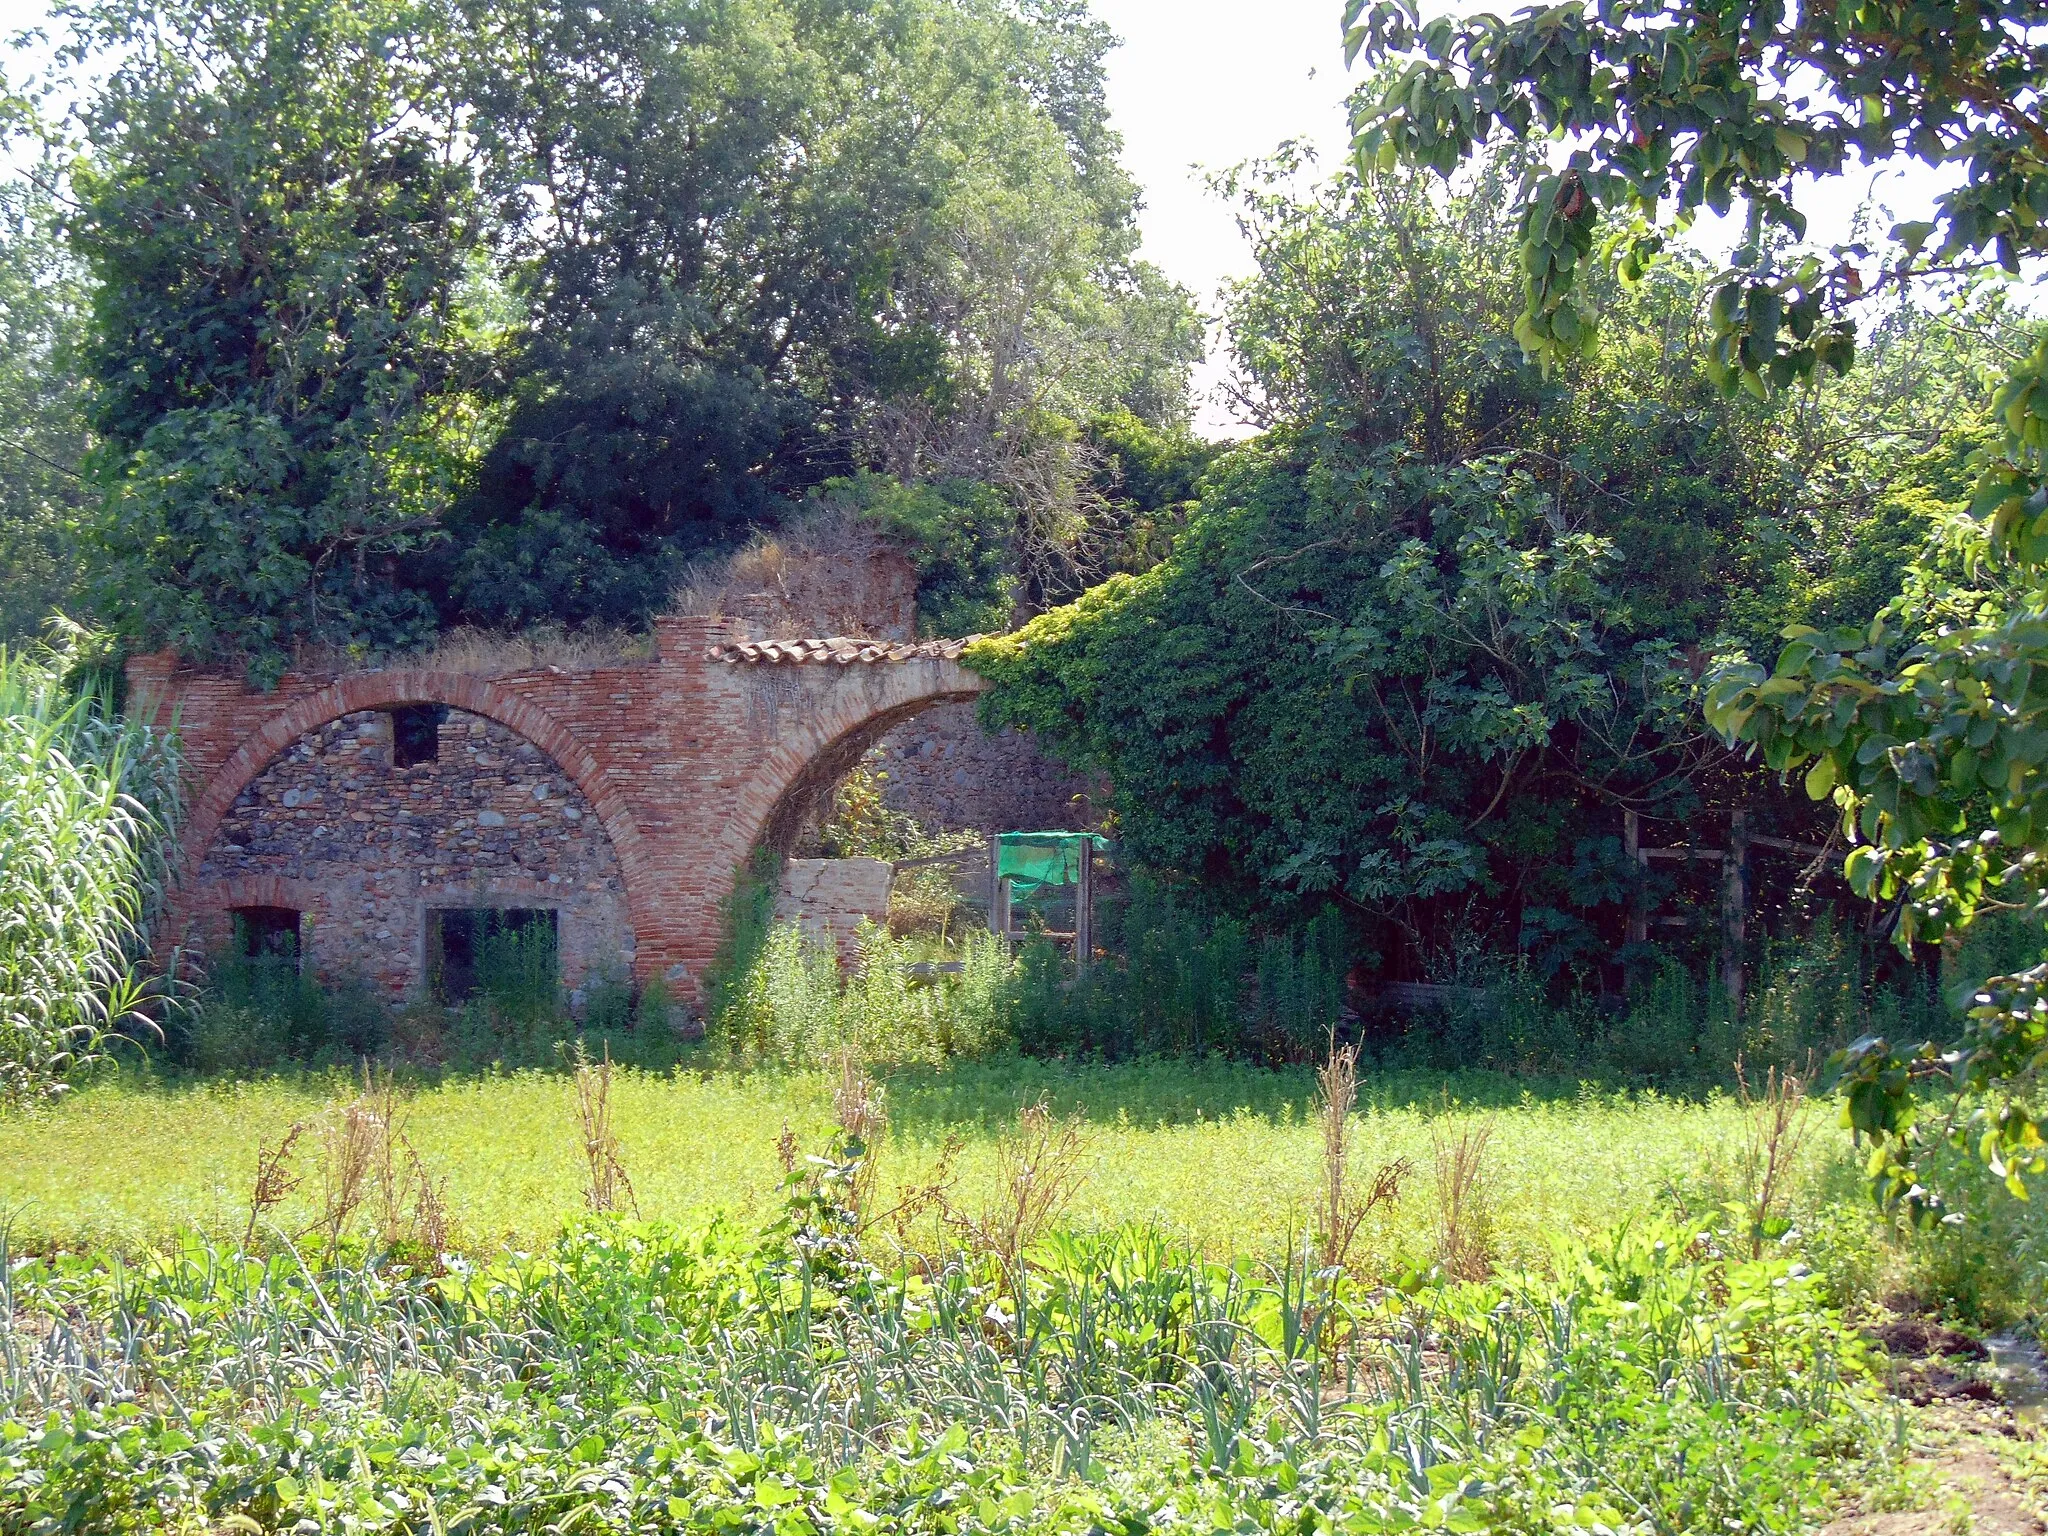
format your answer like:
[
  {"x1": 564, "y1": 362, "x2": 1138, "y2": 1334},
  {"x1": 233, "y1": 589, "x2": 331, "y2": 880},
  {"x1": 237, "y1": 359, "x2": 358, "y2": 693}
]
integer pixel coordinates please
[
  {"x1": 184, "y1": 953, "x2": 387, "y2": 1070},
  {"x1": 710, "y1": 920, "x2": 1012, "y2": 1067},
  {"x1": 1010, "y1": 881, "x2": 1347, "y2": 1061}
]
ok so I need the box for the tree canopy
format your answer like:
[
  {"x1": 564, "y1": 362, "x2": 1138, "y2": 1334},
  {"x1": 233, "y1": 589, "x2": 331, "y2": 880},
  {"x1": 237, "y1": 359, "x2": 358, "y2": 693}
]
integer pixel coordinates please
[
  {"x1": 969, "y1": 150, "x2": 2003, "y2": 980},
  {"x1": 0, "y1": 181, "x2": 89, "y2": 644},
  {"x1": 66, "y1": 0, "x2": 486, "y2": 679},
  {"x1": 44, "y1": 0, "x2": 1196, "y2": 675},
  {"x1": 1347, "y1": 0, "x2": 2048, "y2": 1204}
]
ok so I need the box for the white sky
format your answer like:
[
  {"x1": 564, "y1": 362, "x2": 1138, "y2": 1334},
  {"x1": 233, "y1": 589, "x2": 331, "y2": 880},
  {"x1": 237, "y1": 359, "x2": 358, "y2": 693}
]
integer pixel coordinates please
[
  {"x1": 1088, "y1": 0, "x2": 1972, "y2": 434},
  {"x1": 1087, "y1": 0, "x2": 1358, "y2": 432},
  {"x1": 0, "y1": 0, "x2": 1986, "y2": 435}
]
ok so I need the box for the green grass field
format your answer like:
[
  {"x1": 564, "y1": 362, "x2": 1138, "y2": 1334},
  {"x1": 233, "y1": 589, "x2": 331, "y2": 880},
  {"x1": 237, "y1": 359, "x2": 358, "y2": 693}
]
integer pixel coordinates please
[
  {"x1": 10, "y1": 1053, "x2": 2048, "y2": 1532},
  {"x1": 4, "y1": 1055, "x2": 1833, "y2": 1268}
]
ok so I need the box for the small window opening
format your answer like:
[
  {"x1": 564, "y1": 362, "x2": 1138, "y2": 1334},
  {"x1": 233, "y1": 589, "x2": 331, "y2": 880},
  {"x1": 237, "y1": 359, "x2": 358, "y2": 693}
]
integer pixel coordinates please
[
  {"x1": 390, "y1": 704, "x2": 447, "y2": 769},
  {"x1": 428, "y1": 907, "x2": 558, "y2": 1006},
  {"x1": 232, "y1": 905, "x2": 301, "y2": 965}
]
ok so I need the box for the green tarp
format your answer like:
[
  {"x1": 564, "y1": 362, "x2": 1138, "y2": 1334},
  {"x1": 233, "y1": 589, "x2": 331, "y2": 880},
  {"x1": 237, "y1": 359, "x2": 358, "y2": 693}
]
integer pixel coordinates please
[{"x1": 995, "y1": 831, "x2": 1108, "y2": 894}]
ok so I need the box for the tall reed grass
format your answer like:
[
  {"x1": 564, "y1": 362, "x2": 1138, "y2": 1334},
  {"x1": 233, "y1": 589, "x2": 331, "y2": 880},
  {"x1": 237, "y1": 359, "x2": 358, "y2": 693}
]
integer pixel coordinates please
[{"x1": 0, "y1": 625, "x2": 179, "y2": 1101}]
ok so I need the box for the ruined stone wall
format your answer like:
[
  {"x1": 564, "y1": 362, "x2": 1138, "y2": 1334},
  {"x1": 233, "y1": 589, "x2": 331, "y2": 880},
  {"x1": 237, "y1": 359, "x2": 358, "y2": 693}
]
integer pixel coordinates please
[
  {"x1": 870, "y1": 701, "x2": 1102, "y2": 834},
  {"x1": 195, "y1": 708, "x2": 631, "y2": 1000},
  {"x1": 136, "y1": 622, "x2": 988, "y2": 997},
  {"x1": 687, "y1": 530, "x2": 921, "y2": 641},
  {"x1": 677, "y1": 539, "x2": 1095, "y2": 839}
]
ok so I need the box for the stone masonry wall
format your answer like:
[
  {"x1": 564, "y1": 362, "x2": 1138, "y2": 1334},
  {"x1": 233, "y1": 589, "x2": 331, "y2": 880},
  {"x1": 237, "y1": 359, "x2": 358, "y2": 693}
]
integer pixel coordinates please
[
  {"x1": 136, "y1": 620, "x2": 988, "y2": 997},
  {"x1": 196, "y1": 708, "x2": 631, "y2": 1000},
  {"x1": 869, "y1": 701, "x2": 1102, "y2": 834}
]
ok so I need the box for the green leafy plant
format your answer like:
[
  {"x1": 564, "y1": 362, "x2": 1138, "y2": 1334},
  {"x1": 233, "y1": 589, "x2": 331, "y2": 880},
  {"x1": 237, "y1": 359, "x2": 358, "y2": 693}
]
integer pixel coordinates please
[
  {"x1": 68, "y1": 0, "x2": 488, "y2": 682},
  {"x1": 0, "y1": 1202, "x2": 1889, "y2": 1533},
  {"x1": 1344, "y1": 0, "x2": 2033, "y2": 395},
  {"x1": 0, "y1": 625, "x2": 179, "y2": 1100},
  {"x1": 1344, "y1": 0, "x2": 2048, "y2": 1210}
]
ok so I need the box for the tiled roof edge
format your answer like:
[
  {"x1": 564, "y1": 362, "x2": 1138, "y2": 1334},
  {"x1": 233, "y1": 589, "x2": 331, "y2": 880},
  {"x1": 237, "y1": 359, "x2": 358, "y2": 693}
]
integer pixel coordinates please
[{"x1": 706, "y1": 635, "x2": 979, "y2": 665}]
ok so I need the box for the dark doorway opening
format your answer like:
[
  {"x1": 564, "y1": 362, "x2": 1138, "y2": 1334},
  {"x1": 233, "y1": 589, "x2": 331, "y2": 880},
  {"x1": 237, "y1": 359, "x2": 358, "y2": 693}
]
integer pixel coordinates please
[
  {"x1": 390, "y1": 704, "x2": 448, "y2": 769},
  {"x1": 231, "y1": 905, "x2": 301, "y2": 964},
  {"x1": 428, "y1": 907, "x2": 558, "y2": 1005}
]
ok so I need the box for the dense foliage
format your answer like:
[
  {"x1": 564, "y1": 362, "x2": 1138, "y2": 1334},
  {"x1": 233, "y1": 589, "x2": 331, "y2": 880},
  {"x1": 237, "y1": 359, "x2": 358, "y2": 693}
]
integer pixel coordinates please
[
  {"x1": 1343, "y1": 0, "x2": 2048, "y2": 1202},
  {"x1": 26, "y1": 0, "x2": 1198, "y2": 677},
  {"x1": 969, "y1": 151, "x2": 2001, "y2": 982},
  {"x1": 430, "y1": 0, "x2": 1196, "y2": 631},
  {"x1": 0, "y1": 183, "x2": 89, "y2": 644},
  {"x1": 1343, "y1": 0, "x2": 2045, "y2": 394},
  {"x1": 0, "y1": 1190, "x2": 1887, "y2": 1533},
  {"x1": 0, "y1": 626, "x2": 179, "y2": 1102},
  {"x1": 68, "y1": 0, "x2": 486, "y2": 681}
]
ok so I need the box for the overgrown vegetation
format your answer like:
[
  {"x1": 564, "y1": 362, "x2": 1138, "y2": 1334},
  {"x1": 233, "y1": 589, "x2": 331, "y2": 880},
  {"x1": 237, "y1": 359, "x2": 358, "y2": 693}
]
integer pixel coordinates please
[
  {"x1": 11, "y1": 0, "x2": 1200, "y2": 679},
  {"x1": 969, "y1": 146, "x2": 2025, "y2": 975},
  {"x1": 1345, "y1": 0, "x2": 2048, "y2": 1218},
  {"x1": 0, "y1": 1196, "x2": 1898, "y2": 1534},
  {"x1": 1, "y1": 0, "x2": 2046, "y2": 1520},
  {"x1": 0, "y1": 626, "x2": 179, "y2": 1102},
  {"x1": 7, "y1": 1039, "x2": 2040, "y2": 1532}
]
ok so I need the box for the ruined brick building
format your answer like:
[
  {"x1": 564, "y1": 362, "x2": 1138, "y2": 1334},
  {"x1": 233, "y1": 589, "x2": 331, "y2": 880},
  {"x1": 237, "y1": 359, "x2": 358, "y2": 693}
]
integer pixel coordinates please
[{"x1": 133, "y1": 547, "x2": 1097, "y2": 1006}]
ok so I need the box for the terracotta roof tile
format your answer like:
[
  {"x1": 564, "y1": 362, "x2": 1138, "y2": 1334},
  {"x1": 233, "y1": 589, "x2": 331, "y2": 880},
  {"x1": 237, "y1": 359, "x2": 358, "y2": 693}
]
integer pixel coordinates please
[{"x1": 706, "y1": 635, "x2": 978, "y2": 665}]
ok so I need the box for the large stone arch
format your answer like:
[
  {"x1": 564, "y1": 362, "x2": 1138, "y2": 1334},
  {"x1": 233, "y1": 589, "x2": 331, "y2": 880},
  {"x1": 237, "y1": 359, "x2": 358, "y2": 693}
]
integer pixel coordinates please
[
  {"x1": 137, "y1": 631, "x2": 997, "y2": 999},
  {"x1": 170, "y1": 670, "x2": 656, "y2": 948}
]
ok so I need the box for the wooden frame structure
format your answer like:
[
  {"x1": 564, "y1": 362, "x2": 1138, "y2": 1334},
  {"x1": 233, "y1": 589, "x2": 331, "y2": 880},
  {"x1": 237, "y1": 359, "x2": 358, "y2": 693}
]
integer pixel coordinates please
[
  {"x1": 888, "y1": 836, "x2": 1099, "y2": 972},
  {"x1": 1624, "y1": 809, "x2": 1837, "y2": 1010}
]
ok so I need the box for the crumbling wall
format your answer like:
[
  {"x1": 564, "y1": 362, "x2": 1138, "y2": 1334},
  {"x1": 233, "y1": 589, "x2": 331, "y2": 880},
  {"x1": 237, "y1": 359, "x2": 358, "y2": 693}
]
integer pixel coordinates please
[
  {"x1": 869, "y1": 701, "x2": 1101, "y2": 834},
  {"x1": 679, "y1": 518, "x2": 920, "y2": 640},
  {"x1": 775, "y1": 857, "x2": 895, "y2": 954},
  {"x1": 675, "y1": 527, "x2": 1098, "y2": 838},
  {"x1": 139, "y1": 618, "x2": 991, "y2": 996},
  {"x1": 196, "y1": 708, "x2": 632, "y2": 999}
]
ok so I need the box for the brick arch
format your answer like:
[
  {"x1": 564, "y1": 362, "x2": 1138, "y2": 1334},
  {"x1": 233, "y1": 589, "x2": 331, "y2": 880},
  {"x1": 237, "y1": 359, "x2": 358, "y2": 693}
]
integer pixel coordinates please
[
  {"x1": 171, "y1": 670, "x2": 654, "y2": 939},
  {"x1": 202, "y1": 873, "x2": 330, "y2": 914},
  {"x1": 742, "y1": 668, "x2": 986, "y2": 860}
]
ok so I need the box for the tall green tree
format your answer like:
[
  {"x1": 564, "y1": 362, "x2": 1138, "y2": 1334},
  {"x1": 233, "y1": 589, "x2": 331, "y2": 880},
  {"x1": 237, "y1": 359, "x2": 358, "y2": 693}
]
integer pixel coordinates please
[
  {"x1": 70, "y1": 0, "x2": 487, "y2": 683},
  {"x1": 1345, "y1": 0, "x2": 2048, "y2": 1203},
  {"x1": 971, "y1": 157, "x2": 1793, "y2": 967},
  {"x1": 0, "y1": 179, "x2": 91, "y2": 642},
  {"x1": 972, "y1": 149, "x2": 2014, "y2": 976},
  {"x1": 433, "y1": 0, "x2": 1196, "y2": 629}
]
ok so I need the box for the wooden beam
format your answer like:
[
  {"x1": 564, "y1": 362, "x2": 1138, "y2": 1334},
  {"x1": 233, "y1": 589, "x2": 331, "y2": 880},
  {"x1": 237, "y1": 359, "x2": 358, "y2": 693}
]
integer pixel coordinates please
[
  {"x1": 1747, "y1": 834, "x2": 1834, "y2": 858},
  {"x1": 1625, "y1": 810, "x2": 1647, "y2": 944},
  {"x1": 1074, "y1": 843, "x2": 1093, "y2": 975},
  {"x1": 1722, "y1": 812, "x2": 1747, "y2": 1014},
  {"x1": 893, "y1": 848, "x2": 988, "y2": 872}
]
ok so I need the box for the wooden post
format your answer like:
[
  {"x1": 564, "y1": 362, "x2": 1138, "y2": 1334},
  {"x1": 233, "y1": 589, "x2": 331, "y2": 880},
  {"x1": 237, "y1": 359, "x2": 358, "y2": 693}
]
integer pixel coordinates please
[
  {"x1": 996, "y1": 876, "x2": 1012, "y2": 940},
  {"x1": 1722, "y1": 811, "x2": 1747, "y2": 1014},
  {"x1": 1073, "y1": 843, "x2": 1093, "y2": 974},
  {"x1": 1624, "y1": 809, "x2": 1647, "y2": 945},
  {"x1": 987, "y1": 833, "x2": 1001, "y2": 935}
]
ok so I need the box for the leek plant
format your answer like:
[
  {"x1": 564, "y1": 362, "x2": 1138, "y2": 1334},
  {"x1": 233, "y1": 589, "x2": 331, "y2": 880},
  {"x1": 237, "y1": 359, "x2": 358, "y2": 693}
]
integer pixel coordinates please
[{"x1": 0, "y1": 624, "x2": 180, "y2": 1101}]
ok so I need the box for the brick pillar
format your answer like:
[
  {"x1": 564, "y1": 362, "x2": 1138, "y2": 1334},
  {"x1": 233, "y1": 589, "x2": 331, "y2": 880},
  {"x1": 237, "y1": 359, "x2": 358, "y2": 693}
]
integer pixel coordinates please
[
  {"x1": 124, "y1": 650, "x2": 181, "y2": 727},
  {"x1": 653, "y1": 614, "x2": 747, "y2": 660}
]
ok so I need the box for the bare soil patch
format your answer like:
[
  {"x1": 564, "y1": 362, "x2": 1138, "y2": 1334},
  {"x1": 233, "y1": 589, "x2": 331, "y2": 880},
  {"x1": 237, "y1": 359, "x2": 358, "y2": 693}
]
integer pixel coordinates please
[{"x1": 1821, "y1": 1313, "x2": 2046, "y2": 1535}]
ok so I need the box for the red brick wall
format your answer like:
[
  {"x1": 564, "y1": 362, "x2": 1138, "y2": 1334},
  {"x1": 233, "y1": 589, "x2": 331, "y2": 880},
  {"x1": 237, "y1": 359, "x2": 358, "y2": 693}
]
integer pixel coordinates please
[{"x1": 131, "y1": 617, "x2": 984, "y2": 1000}]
